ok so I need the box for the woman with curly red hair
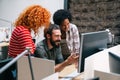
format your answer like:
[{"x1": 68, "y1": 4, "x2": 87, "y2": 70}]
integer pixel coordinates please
[{"x1": 8, "y1": 5, "x2": 51, "y2": 57}]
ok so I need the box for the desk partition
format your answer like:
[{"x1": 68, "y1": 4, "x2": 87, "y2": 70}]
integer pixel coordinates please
[{"x1": 84, "y1": 45, "x2": 120, "y2": 80}]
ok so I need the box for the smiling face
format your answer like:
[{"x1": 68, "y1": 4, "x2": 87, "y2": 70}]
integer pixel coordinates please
[
  {"x1": 50, "y1": 29, "x2": 61, "y2": 47},
  {"x1": 60, "y1": 19, "x2": 70, "y2": 32}
]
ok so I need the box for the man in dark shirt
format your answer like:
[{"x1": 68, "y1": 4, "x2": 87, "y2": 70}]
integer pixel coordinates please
[{"x1": 35, "y1": 24, "x2": 79, "y2": 72}]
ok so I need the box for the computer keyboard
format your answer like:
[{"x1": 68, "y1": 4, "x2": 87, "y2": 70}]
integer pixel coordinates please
[{"x1": 59, "y1": 70, "x2": 80, "y2": 80}]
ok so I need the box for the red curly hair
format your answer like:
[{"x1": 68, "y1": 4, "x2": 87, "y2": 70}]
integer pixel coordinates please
[{"x1": 14, "y1": 5, "x2": 51, "y2": 35}]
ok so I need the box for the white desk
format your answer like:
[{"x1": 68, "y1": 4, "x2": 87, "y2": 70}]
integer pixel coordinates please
[
  {"x1": 84, "y1": 45, "x2": 120, "y2": 79},
  {"x1": 59, "y1": 45, "x2": 120, "y2": 80}
]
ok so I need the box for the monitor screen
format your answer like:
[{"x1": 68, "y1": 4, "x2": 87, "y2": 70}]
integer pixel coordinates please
[
  {"x1": 78, "y1": 30, "x2": 109, "y2": 73},
  {"x1": 109, "y1": 52, "x2": 120, "y2": 74}
]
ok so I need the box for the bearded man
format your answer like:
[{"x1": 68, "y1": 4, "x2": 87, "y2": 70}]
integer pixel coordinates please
[{"x1": 34, "y1": 24, "x2": 79, "y2": 72}]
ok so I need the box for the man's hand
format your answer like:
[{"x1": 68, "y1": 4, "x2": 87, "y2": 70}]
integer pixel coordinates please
[
  {"x1": 55, "y1": 53, "x2": 79, "y2": 72},
  {"x1": 65, "y1": 53, "x2": 79, "y2": 65}
]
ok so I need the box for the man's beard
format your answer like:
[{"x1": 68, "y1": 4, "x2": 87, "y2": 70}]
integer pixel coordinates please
[{"x1": 50, "y1": 38, "x2": 60, "y2": 48}]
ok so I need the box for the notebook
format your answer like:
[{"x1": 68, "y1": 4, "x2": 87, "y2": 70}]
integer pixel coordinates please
[{"x1": 42, "y1": 72, "x2": 59, "y2": 80}]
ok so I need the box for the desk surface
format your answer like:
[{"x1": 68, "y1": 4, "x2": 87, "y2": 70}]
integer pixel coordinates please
[
  {"x1": 0, "y1": 42, "x2": 9, "y2": 47},
  {"x1": 59, "y1": 64, "x2": 84, "y2": 80}
]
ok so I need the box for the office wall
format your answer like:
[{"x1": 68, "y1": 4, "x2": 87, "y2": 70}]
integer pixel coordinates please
[
  {"x1": 0, "y1": 0, "x2": 64, "y2": 22},
  {"x1": 0, "y1": 0, "x2": 64, "y2": 42},
  {"x1": 69, "y1": 0, "x2": 120, "y2": 44}
]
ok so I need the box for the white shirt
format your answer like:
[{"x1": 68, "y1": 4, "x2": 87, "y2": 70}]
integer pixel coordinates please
[{"x1": 66, "y1": 23, "x2": 80, "y2": 54}]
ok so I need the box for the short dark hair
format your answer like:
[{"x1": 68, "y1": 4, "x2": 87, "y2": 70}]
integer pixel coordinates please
[
  {"x1": 53, "y1": 9, "x2": 72, "y2": 25},
  {"x1": 44, "y1": 24, "x2": 60, "y2": 38}
]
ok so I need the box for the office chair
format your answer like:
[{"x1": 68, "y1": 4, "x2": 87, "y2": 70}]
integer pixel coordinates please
[
  {"x1": 0, "y1": 46, "x2": 9, "y2": 60},
  {"x1": 0, "y1": 58, "x2": 16, "y2": 80}
]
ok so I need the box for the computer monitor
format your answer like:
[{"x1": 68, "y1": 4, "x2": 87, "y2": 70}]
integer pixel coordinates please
[
  {"x1": 109, "y1": 52, "x2": 120, "y2": 74},
  {"x1": 78, "y1": 30, "x2": 109, "y2": 73}
]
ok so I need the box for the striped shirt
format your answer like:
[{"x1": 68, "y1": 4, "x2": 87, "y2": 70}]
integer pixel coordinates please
[
  {"x1": 66, "y1": 23, "x2": 80, "y2": 54},
  {"x1": 8, "y1": 26, "x2": 35, "y2": 57}
]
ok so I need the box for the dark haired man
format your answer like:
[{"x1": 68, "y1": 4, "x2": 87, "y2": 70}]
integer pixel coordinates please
[{"x1": 35, "y1": 24, "x2": 78, "y2": 72}]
